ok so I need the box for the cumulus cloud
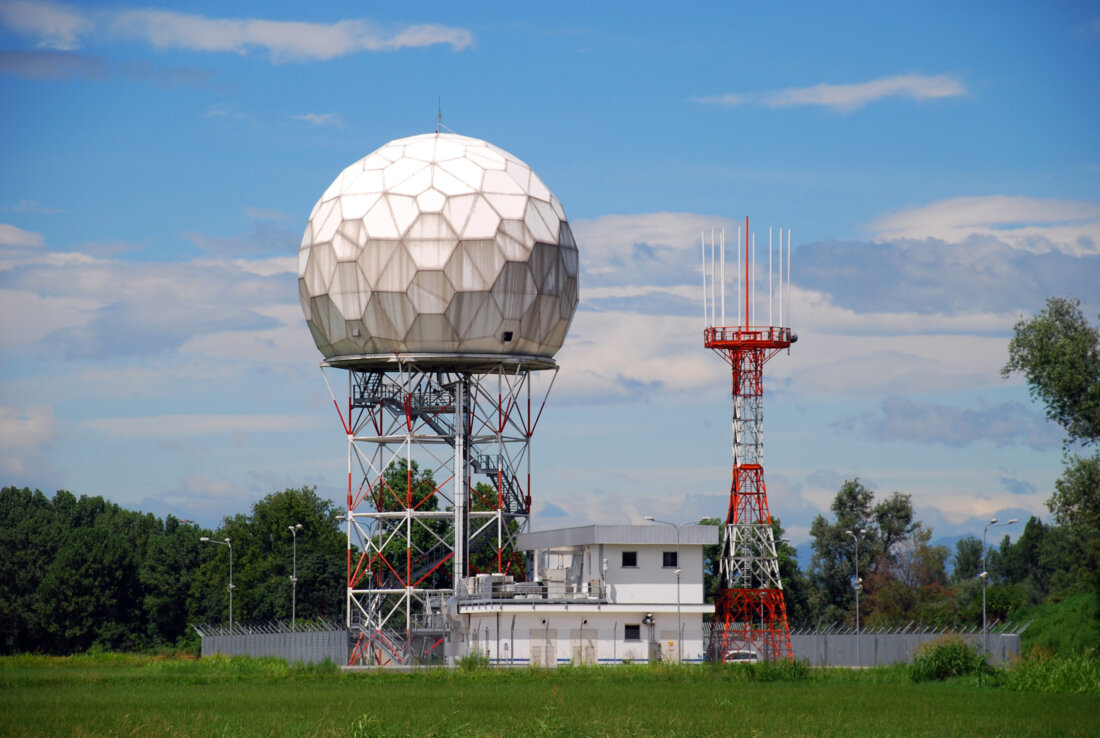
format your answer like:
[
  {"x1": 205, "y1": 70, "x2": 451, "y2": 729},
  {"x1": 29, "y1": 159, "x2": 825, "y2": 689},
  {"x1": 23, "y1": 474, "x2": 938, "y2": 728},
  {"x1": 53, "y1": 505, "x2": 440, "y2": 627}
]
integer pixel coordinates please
[
  {"x1": 865, "y1": 196, "x2": 1100, "y2": 256},
  {"x1": 0, "y1": 229, "x2": 292, "y2": 359},
  {"x1": 109, "y1": 10, "x2": 473, "y2": 60},
  {"x1": 0, "y1": 223, "x2": 45, "y2": 248},
  {"x1": 0, "y1": 2, "x2": 473, "y2": 61},
  {"x1": 0, "y1": 401, "x2": 63, "y2": 483},
  {"x1": 694, "y1": 74, "x2": 966, "y2": 112},
  {"x1": 847, "y1": 396, "x2": 1062, "y2": 450},
  {"x1": 560, "y1": 206, "x2": 1099, "y2": 401},
  {"x1": 0, "y1": 0, "x2": 92, "y2": 50},
  {"x1": 796, "y1": 237, "x2": 1100, "y2": 316}
]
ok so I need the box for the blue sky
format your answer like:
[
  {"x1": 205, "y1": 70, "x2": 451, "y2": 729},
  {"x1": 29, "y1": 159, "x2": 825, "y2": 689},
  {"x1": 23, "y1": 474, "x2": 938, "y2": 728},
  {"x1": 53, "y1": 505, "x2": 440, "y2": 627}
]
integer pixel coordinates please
[{"x1": 1, "y1": 1, "x2": 1098, "y2": 554}]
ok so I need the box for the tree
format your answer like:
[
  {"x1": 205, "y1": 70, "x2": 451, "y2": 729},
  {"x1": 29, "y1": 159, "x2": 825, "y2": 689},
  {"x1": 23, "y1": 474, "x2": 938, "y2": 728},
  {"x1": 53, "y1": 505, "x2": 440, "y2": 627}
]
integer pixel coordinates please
[
  {"x1": 809, "y1": 479, "x2": 921, "y2": 626},
  {"x1": 1002, "y1": 296, "x2": 1100, "y2": 447},
  {"x1": 37, "y1": 525, "x2": 143, "y2": 652},
  {"x1": 951, "y1": 536, "x2": 983, "y2": 583},
  {"x1": 699, "y1": 517, "x2": 721, "y2": 605},
  {"x1": 1003, "y1": 297, "x2": 1100, "y2": 599},
  {"x1": 192, "y1": 486, "x2": 345, "y2": 626},
  {"x1": 808, "y1": 479, "x2": 874, "y2": 621},
  {"x1": 863, "y1": 527, "x2": 950, "y2": 628},
  {"x1": 772, "y1": 518, "x2": 813, "y2": 625},
  {"x1": 1049, "y1": 455, "x2": 1100, "y2": 536},
  {"x1": 0, "y1": 487, "x2": 65, "y2": 653}
]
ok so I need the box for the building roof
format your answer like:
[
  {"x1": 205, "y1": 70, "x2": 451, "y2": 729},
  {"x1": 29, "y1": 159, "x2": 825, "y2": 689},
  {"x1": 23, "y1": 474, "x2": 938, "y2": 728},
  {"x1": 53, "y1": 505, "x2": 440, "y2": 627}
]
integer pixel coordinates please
[{"x1": 517, "y1": 524, "x2": 718, "y2": 550}]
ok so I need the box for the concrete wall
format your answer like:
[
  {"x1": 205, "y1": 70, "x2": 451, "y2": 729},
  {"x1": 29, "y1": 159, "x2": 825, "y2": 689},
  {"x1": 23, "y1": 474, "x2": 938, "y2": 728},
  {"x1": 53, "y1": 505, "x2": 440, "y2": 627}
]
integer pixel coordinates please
[
  {"x1": 200, "y1": 629, "x2": 348, "y2": 665},
  {"x1": 790, "y1": 631, "x2": 1020, "y2": 667}
]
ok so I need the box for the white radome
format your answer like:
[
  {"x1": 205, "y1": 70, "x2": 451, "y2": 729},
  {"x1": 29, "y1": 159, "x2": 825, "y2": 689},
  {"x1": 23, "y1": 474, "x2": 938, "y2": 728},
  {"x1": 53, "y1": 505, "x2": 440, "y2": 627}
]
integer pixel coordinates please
[{"x1": 298, "y1": 133, "x2": 579, "y2": 367}]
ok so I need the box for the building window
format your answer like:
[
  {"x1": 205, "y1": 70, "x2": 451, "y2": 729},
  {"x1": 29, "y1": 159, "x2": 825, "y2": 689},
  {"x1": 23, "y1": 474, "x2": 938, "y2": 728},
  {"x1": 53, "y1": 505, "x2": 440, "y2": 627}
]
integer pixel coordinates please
[
  {"x1": 663, "y1": 551, "x2": 678, "y2": 567},
  {"x1": 621, "y1": 551, "x2": 637, "y2": 567},
  {"x1": 624, "y1": 624, "x2": 641, "y2": 641}
]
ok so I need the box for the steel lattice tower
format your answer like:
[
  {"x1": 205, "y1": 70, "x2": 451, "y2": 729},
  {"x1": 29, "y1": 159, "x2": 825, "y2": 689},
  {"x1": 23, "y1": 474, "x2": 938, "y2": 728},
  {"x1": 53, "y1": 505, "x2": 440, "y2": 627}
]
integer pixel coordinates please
[
  {"x1": 324, "y1": 360, "x2": 556, "y2": 666},
  {"x1": 702, "y1": 218, "x2": 794, "y2": 662}
]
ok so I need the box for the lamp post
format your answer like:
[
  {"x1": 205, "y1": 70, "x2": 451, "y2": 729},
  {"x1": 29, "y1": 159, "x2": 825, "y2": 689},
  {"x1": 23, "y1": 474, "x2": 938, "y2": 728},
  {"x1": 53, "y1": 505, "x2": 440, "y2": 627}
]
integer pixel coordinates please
[
  {"x1": 982, "y1": 517, "x2": 1018, "y2": 655},
  {"x1": 289, "y1": 523, "x2": 303, "y2": 630},
  {"x1": 845, "y1": 528, "x2": 866, "y2": 668},
  {"x1": 644, "y1": 516, "x2": 684, "y2": 663},
  {"x1": 200, "y1": 536, "x2": 233, "y2": 630}
]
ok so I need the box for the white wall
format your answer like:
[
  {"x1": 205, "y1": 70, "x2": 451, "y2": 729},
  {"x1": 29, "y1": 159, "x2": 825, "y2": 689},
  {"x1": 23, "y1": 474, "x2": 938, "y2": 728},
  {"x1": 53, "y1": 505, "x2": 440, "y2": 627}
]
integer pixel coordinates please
[
  {"x1": 601, "y1": 544, "x2": 705, "y2": 605},
  {"x1": 463, "y1": 609, "x2": 708, "y2": 665}
]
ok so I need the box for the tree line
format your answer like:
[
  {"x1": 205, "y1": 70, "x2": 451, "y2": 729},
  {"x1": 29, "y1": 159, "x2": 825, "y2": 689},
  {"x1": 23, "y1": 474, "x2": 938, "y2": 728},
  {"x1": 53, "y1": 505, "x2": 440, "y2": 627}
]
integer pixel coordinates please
[{"x1": 0, "y1": 486, "x2": 345, "y2": 654}]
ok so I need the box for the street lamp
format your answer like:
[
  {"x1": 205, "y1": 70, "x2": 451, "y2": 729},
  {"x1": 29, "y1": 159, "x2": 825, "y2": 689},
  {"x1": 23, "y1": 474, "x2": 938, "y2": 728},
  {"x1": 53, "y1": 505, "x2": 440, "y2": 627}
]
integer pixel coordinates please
[
  {"x1": 200, "y1": 536, "x2": 233, "y2": 630},
  {"x1": 289, "y1": 523, "x2": 303, "y2": 630},
  {"x1": 845, "y1": 528, "x2": 867, "y2": 668},
  {"x1": 644, "y1": 516, "x2": 685, "y2": 663},
  {"x1": 982, "y1": 517, "x2": 1018, "y2": 654}
]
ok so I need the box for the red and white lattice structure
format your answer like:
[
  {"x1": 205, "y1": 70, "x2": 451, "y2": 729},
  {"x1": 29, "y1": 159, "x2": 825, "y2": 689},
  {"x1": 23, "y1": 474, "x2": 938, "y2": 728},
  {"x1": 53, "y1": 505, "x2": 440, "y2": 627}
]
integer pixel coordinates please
[
  {"x1": 321, "y1": 360, "x2": 557, "y2": 665},
  {"x1": 702, "y1": 218, "x2": 795, "y2": 662}
]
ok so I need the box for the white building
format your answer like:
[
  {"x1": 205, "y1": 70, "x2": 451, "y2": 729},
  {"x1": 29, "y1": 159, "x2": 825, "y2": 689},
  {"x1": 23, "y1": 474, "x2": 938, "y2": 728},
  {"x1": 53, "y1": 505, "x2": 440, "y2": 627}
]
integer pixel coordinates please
[{"x1": 448, "y1": 524, "x2": 718, "y2": 665}]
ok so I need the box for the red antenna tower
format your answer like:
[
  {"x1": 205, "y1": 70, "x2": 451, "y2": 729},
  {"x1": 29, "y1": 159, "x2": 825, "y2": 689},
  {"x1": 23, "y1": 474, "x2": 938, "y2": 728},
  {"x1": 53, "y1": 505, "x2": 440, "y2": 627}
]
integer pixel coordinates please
[{"x1": 702, "y1": 217, "x2": 795, "y2": 662}]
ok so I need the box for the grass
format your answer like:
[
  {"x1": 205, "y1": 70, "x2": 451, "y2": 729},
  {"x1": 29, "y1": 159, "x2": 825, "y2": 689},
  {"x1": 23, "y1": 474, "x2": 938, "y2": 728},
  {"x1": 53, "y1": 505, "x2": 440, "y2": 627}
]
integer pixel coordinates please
[{"x1": 1, "y1": 654, "x2": 1098, "y2": 737}]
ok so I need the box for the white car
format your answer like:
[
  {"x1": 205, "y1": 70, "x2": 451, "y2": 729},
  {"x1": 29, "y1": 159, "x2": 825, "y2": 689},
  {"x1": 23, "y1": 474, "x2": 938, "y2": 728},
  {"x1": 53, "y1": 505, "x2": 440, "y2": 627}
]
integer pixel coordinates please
[{"x1": 724, "y1": 650, "x2": 760, "y2": 664}]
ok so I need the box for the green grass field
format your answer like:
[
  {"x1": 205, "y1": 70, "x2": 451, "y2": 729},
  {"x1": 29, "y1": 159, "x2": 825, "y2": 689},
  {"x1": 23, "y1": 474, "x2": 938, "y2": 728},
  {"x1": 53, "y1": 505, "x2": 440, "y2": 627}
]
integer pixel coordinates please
[{"x1": 2, "y1": 654, "x2": 1097, "y2": 737}]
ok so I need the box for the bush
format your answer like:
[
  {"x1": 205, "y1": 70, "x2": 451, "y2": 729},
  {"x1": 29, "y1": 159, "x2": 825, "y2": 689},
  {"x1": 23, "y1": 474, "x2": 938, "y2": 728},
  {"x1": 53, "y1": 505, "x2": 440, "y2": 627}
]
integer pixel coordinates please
[
  {"x1": 457, "y1": 652, "x2": 489, "y2": 671},
  {"x1": 910, "y1": 635, "x2": 986, "y2": 682}
]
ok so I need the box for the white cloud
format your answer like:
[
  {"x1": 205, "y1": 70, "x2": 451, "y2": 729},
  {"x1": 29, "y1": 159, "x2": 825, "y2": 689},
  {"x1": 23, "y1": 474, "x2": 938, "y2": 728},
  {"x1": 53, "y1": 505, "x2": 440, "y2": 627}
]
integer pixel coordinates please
[
  {"x1": 243, "y1": 206, "x2": 291, "y2": 221},
  {"x1": 695, "y1": 74, "x2": 966, "y2": 112},
  {"x1": 555, "y1": 310, "x2": 724, "y2": 400},
  {"x1": 293, "y1": 112, "x2": 342, "y2": 127},
  {"x1": 0, "y1": 3, "x2": 473, "y2": 61},
  {"x1": 848, "y1": 396, "x2": 1061, "y2": 450},
  {"x1": 109, "y1": 11, "x2": 473, "y2": 60},
  {"x1": 557, "y1": 207, "x2": 1100, "y2": 401},
  {"x1": 10, "y1": 199, "x2": 64, "y2": 214},
  {"x1": 0, "y1": 222, "x2": 45, "y2": 248},
  {"x1": 1, "y1": 234, "x2": 290, "y2": 359},
  {"x1": 0, "y1": 401, "x2": 62, "y2": 480},
  {"x1": 84, "y1": 413, "x2": 322, "y2": 437},
  {"x1": 865, "y1": 196, "x2": 1100, "y2": 255},
  {"x1": 0, "y1": 0, "x2": 92, "y2": 50},
  {"x1": 0, "y1": 289, "x2": 100, "y2": 349}
]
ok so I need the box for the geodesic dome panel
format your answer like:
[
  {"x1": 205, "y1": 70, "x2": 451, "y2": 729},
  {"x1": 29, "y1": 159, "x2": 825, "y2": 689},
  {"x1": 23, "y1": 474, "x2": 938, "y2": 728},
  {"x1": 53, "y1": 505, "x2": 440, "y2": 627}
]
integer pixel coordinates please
[{"x1": 299, "y1": 133, "x2": 580, "y2": 365}]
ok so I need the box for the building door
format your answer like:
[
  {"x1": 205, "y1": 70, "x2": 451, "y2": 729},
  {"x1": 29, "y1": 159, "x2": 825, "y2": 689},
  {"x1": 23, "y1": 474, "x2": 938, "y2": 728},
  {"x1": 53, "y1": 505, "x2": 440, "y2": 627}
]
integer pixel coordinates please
[
  {"x1": 571, "y1": 628, "x2": 596, "y2": 664},
  {"x1": 529, "y1": 628, "x2": 557, "y2": 667}
]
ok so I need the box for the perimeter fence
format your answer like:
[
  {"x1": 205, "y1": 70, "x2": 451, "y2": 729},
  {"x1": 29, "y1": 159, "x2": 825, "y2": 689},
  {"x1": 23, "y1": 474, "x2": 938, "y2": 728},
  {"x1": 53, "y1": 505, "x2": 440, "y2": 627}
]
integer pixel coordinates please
[
  {"x1": 785, "y1": 621, "x2": 1025, "y2": 666},
  {"x1": 195, "y1": 619, "x2": 1026, "y2": 667},
  {"x1": 193, "y1": 619, "x2": 348, "y2": 665}
]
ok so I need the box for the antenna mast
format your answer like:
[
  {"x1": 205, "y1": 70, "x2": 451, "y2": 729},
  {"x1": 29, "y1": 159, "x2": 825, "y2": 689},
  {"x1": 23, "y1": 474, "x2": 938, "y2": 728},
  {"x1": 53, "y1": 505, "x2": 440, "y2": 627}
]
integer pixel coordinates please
[{"x1": 701, "y1": 216, "x2": 796, "y2": 663}]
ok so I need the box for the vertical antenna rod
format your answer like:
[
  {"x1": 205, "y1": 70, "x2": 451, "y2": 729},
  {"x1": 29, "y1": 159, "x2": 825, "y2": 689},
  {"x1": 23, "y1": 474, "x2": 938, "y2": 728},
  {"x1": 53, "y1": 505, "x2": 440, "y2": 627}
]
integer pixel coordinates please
[
  {"x1": 720, "y1": 228, "x2": 726, "y2": 327},
  {"x1": 744, "y1": 217, "x2": 750, "y2": 329},
  {"x1": 700, "y1": 232, "x2": 707, "y2": 328}
]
